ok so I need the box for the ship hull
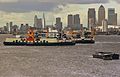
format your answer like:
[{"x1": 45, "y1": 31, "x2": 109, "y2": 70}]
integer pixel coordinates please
[
  {"x1": 3, "y1": 41, "x2": 75, "y2": 46},
  {"x1": 75, "y1": 39, "x2": 95, "y2": 44}
]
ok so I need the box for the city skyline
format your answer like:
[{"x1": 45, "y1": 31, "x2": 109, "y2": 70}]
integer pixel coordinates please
[{"x1": 0, "y1": 0, "x2": 120, "y2": 27}]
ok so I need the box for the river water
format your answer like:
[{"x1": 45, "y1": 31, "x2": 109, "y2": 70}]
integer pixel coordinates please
[{"x1": 0, "y1": 34, "x2": 120, "y2": 77}]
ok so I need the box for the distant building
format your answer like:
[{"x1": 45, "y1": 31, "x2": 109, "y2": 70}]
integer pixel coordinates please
[
  {"x1": 88, "y1": 18, "x2": 95, "y2": 30},
  {"x1": 10, "y1": 22, "x2": 13, "y2": 33},
  {"x1": 80, "y1": 24, "x2": 83, "y2": 30},
  {"x1": 55, "y1": 17, "x2": 62, "y2": 32},
  {"x1": 34, "y1": 15, "x2": 37, "y2": 28},
  {"x1": 34, "y1": 15, "x2": 43, "y2": 30},
  {"x1": 37, "y1": 18, "x2": 43, "y2": 29},
  {"x1": 88, "y1": 8, "x2": 96, "y2": 29},
  {"x1": 67, "y1": 14, "x2": 81, "y2": 30},
  {"x1": 67, "y1": 14, "x2": 74, "y2": 28},
  {"x1": 12, "y1": 25, "x2": 19, "y2": 34},
  {"x1": 5, "y1": 23, "x2": 9, "y2": 32},
  {"x1": 74, "y1": 14, "x2": 81, "y2": 30},
  {"x1": 4, "y1": 26, "x2": 8, "y2": 32},
  {"x1": 20, "y1": 24, "x2": 29, "y2": 34},
  {"x1": 102, "y1": 19, "x2": 108, "y2": 32},
  {"x1": 108, "y1": 8, "x2": 117, "y2": 25},
  {"x1": 98, "y1": 5, "x2": 105, "y2": 26}
]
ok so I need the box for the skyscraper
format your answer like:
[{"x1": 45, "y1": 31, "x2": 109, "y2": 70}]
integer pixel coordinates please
[
  {"x1": 10, "y1": 22, "x2": 13, "y2": 33},
  {"x1": 98, "y1": 5, "x2": 105, "y2": 26},
  {"x1": 34, "y1": 15, "x2": 43, "y2": 30},
  {"x1": 108, "y1": 8, "x2": 117, "y2": 25},
  {"x1": 88, "y1": 8, "x2": 96, "y2": 29},
  {"x1": 67, "y1": 14, "x2": 74, "y2": 28},
  {"x1": 20, "y1": 24, "x2": 30, "y2": 34},
  {"x1": 37, "y1": 18, "x2": 43, "y2": 29},
  {"x1": 12, "y1": 25, "x2": 19, "y2": 34},
  {"x1": 113, "y1": 13, "x2": 117, "y2": 25},
  {"x1": 6, "y1": 23, "x2": 9, "y2": 32},
  {"x1": 55, "y1": 17, "x2": 62, "y2": 32},
  {"x1": 34, "y1": 15, "x2": 38, "y2": 28},
  {"x1": 74, "y1": 14, "x2": 81, "y2": 30},
  {"x1": 67, "y1": 14, "x2": 81, "y2": 30}
]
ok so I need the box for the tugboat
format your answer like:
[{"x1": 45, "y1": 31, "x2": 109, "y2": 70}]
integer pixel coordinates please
[{"x1": 3, "y1": 29, "x2": 75, "y2": 46}]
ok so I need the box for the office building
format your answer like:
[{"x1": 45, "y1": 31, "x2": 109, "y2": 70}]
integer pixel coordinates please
[
  {"x1": 67, "y1": 14, "x2": 81, "y2": 30},
  {"x1": 74, "y1": 14, "x2": 81, "y2": 30},
  {"x1": 12, "y1": 25, "x2": 19, "y2": 34},
  {"x1": 10, "y1": 22, "x2": 13, "y2": 33},
  {"x1": 88, "y1": 8, "x2": 96, "y2": 29},
  {"x1": 108, "y1": 8, "x2": 117, "y2": 25},
  {"x1": 98, "y1": 5, "x2": 105, "y2": 26},
  {"x1": 55, "y1": 17, "x2": 62, "y2": 32},
  {"x1": 20, "y1": 24, "x2": 29, "y2": 34},
  {"x1": 34, "y1": 15, "x2": 43, "y2": 30},
  {"x1": 67, "y1": 14, "x2": 74, "y2": 28}
]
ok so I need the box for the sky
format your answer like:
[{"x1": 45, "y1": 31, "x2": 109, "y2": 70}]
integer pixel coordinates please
[{"x1": 0, "y1": 0, "x2": 120, "y2": 27}]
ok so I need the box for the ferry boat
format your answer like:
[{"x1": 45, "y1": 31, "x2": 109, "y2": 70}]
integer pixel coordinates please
[
  {"x1": 74, "y1": 31, "x2": 95, "y2": 44},
  {"x1": 3, "y1": 29, "x2": 75, "y2": 46}
]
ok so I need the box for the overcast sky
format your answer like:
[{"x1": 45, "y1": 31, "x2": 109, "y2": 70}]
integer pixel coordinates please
[
  {"x1": 0, "y1": 0, "x2": 120, "y2": 27},
  {"x1": 0, "y1": 0, "x2": 110, "y2": 12}
]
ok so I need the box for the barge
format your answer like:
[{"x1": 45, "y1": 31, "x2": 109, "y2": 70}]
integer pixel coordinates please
[{"x1": 93, "y1": 52, "x2": 119, "y2": 60}]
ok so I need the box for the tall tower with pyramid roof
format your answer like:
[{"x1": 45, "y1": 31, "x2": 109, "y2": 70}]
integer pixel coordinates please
[{"x1": 98, "y1": 5, "x2": 105, "y2": 26}]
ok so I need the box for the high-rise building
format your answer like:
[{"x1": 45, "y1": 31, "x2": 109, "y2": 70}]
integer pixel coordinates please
[
  {"x1": 37, "y1": 18, "x2": 43, "y2": 29},
  {"x1": 74, "y1": 14, "x2": 81, "y2": 30},
  {"x1": 113, "y1": 13, "x2": 117, "y2": 25},
  {"x1": 108, "y1": 8, "x2": 117, "y2": 25},
  {"x1": 67, "y1": 14, "x2": 74, "y2": 28},
  {"x1": 20, "y1": 24, "x2": 24, "y2": 33},
  {"x1": 12, "y1": 25, "x2": 19, "y2": 34},
  {"x1": 6, "y1": 23, "x2": 9, "y2": 32},
  {"x1": 102, "y1": 19, "x2": 108, "y2": 32},
  {"x1": 88, "y1": 8, "x2": 96, "y2": 29},
  {"x1": 34, "y1": 15, "x2": 38, "y2": 28},
  {"x1": 67, "y1": 14, "x2": 81, "y2": 30},
  {"x1": 25, "y1": 24, "x2": 29, "y2": 33},
  {"x1": 98, "y1": 5, "x2": 105, "y2": 26},
  {"x1": 10, "y1": 22, "x2": 13, "y2": 33},
  {"x1": 20, "y1": 24, "x2": 29, "y2": 34},
  {"x1": 55, "y1": 17, "x2": 62, "y2": 32},
  {"x1": 34, "y1": 15, "x2": 43, "y2": 30},
  {"x1": 4, "y1": 26, "x2": 8, "y2": 32}
]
